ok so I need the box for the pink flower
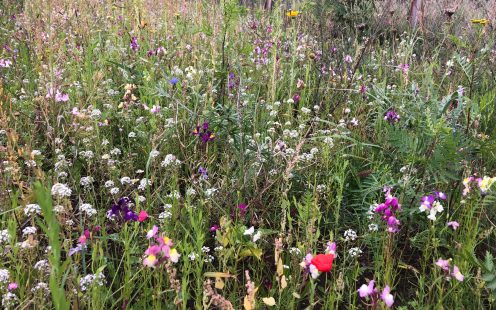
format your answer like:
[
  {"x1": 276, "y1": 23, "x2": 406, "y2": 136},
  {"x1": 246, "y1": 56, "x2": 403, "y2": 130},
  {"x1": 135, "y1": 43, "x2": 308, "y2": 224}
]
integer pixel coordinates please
[
  {"x1": 78, "y1": 229, "x2": 90, "y2": 245},
  {"x1": 8, "y1": 282, "x2": 18, "y2": 291},
  {"x1": 398, "y1": 63, "x2": 409, "y2": 75},
  {"x1": 452, "y1": 265, "x2": 464, "y2": 282},
  {"x1": 344, "y1": 55, "x2": 353, "y2": 63},
  {"x1": 146, "y1": 225, "x2": 158, "y2": 239},
  {"x1": 143, "y1": 254, "x2": 158, "y2": 267},
  {"x1": 55, "y1": 91, "x2": 69, "y2": 102},
  {"x1": 358, "y1": 280, "x2": 375, "y2": 298},
  {"x1": 137, "y1": 210, "x2": 148, "y2": 222},
  {"x1": 380, "y1": 285, "x2": 394, "y2": 308},
  {"x1": 436, "y1": 258, "x2": 450, "y2": 271},
  {"x1": 151, "y1": 105, "x2": 161, "y2": 114},
  {"x1": 447, "y1": 221, "x2": 460, "y2": 230},
  {"x1": 326, "y1": 241, "x2": 337, "y2": 255}
]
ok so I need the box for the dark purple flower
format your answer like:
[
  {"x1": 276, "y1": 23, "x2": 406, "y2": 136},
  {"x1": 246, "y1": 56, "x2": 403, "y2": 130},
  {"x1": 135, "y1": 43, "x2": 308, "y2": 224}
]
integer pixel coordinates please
[
  {"x1": 384, "y1": 109, "x2": 400, "y2": 124},
  {"x1": 107, "y1": 197, "x2": 138, "y2": 222},
  {"x1": 293, "y1": 94, "x2": 301, "y2": 103},
  {"x1": 193, "y1": 122, "x2": 215, "y2": 144},
  {"x1": 210, "y1": 224, "x2": 220, "y2": 232},
  {"x1": 198, "y1": 167, "x2": 208, "y2": 180},
  {"x1": 130, "y1": 37, "x2": 139, "y2": 51}
]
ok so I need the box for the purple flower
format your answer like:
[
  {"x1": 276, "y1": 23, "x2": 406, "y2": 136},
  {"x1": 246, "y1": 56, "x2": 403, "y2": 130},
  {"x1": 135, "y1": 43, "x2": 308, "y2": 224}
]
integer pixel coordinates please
[
  {"x1": 398, "y1": 63, "x2": 409, "y2": 75},
  {"x1": 107, "y1": 197, "x2": 138, "y2": 222},
  {"x1": 170, "y1": 77, "x2": 179, "y2": 85},
  {"x1": 193, "y1": 122, "x2": 215, "y2": 144},
  {"x1": 238, "y1": 203, "x2": 248, "y2": 217},
  {"x1": 457, "y1": 85, "x2": 464, "y2": 97},
  {"x1": 452, "y1": 265, "x2": 464, "y2": 281},
  {"x1": 209, "y1": 224, "x2": 220, "y2": 232},
  {"x1": 344, "y1": 55, "x2": 353, "y2": 63},
  {"x1": 326, "y1": 241, "x2": 337, "y2": 255},
  {"x1": 384, "y1": 109, "x2": 400, "y2": 124},
  {"x1": 374, "y1": 188, "x2": 401, "y2": 233},
  {"x1": 435, "y1": 191, "x2": 447, "y2": 200},
  {"x1": 293, "y1": 94, "x2": 301, "y2": 103},
  {"x1": 198, "y1": 167, "x2": 208, "y2": 180},
  {"x1": 130, "y1": 37, "x2": 139, "y2": 51},
  {"x1": 358, "y1": 280, "x2": 376, "y2": 298},
  {"x1": 436, "y1": 258, "x2": 450, "y2": 271}
]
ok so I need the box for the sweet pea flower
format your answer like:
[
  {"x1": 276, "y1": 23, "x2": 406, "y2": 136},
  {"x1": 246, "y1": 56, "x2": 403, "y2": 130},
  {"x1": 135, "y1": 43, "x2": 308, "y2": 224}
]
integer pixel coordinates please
[
  {"x1": 436, "y1": 258, "x2": 450, "y2": 271},
  {"x1": 452, "y1": 265, "x2": 464, "y2": 281},
  {"x1": 169, "y1": 248, "x2": 181, "y2": 263},
  {"x1": 358, "y1": 280, "x2": 375, "y2": 298},
  {"x1": 381, "y1": 285, "x2": 394, "y2": 308},
  {"x1": 447, "y1": 221, "x2": 460, "y2": 230},
  {"x1": 146, "y1": 225, "x2": 158, "y2": 239}
]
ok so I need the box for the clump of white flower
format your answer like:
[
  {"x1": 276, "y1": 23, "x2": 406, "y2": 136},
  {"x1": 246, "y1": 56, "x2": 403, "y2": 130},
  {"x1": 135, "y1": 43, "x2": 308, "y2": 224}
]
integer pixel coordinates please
[
  {"x1": 51, "y1": 183, "x2": 72, "y2": 198},
  {"x1": 0, "y1": 230, "x2": 9, "y2": 244},
  {"x1": 188, "y1": 252, "x2": 199, "y2": 261},
  {"x1": 31, "y1": 282, "x2": 49, "y2": 294},
  {"x1": 1, "y1": 292, "x2": 18, "y2": 308},
  {"x1": 344, "y1": 229, "x2": 358, "y2": 241},
  {"x1": 24, "y1": 204, "x2": 41, "y2": 216},
  {"x1": 80, "y1": 176, "x2": 94, "y2": 187},
  {"x1": 120, "y1": 176, "x2": 131, "y2": 185},
  {"x1": 110, "y1": 187, "x2": 120, "y2": 195},
  {"x1": 34, "y1": 260, "x2": 50, "y2": 274},
  {"x1": 138, "y1": 178, "x2": 151, "y2": 191},
  {"x1": 80, "y1": 203, "x2": 97, "y2": 217},
  {"x1": 80, "y1": 150, "x2": 94, "y2": 160},
  {"x1": 368, "y1": 223, "x2": 379, "y2": 232},
  {"x1": 22, "y1": 226, "x2": 37, "y2": 236},
  {"x1": 79, "y1": 273, "x2": 106, "y2": 291},
  {"x1": 348, "y1": 247, "x2": 363, "y2": 257},
  {"x1": 0, "y1": 269, "x2": 10, "y2": 284},
  {"x1": 161, "y1": 154, "x2": 181, "y2": 167}
]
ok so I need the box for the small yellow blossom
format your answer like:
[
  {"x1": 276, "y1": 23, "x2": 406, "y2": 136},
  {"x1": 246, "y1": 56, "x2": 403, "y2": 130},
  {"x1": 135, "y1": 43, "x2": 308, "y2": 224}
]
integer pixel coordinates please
[{"x1": 286, "y1": 10, "x2": 299, "y2": 18}]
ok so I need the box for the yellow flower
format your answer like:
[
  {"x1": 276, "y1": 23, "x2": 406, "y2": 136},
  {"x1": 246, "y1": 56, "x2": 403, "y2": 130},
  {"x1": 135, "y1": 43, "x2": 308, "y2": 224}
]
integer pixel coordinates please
[
  {"x1": 470, "y1": 18, "x2": 489, "y2": 26},
  {"x1": 169, "y1": 248, "x2": 181, "y2": 263},
  {"x1": 286, "y1": 10, "x2": 299, "y2": 18}
]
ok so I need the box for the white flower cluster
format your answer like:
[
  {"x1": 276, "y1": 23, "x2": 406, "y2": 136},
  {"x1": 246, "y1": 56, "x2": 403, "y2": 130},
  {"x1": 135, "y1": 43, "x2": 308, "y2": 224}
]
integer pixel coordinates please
[
  {"x1": 80, "y1": 176, "x2": 94, "y2": 187},
  {"x1": 24, "y1": 204, "x2": 41, "y2": 216},
  {"x1": 31, "y1": 282, "x2": 49, "y2": 294},
  {"x1": 0, "y1": 230, "x2": 9, "y2": 244},
  {"x1": 161, "y1": 154, "x2": 181, "y2": 167},
  {"x1": 1, "y1": 292, "x2": 18, "y2": 308},
  {"x1": 138, "y1": 178, "x2": 151, "y2": 191},
  {"x1": 80, "y1": 203, "x2": 97, "y2": 217},
  {"x1": 348, "y1": 247, "x2": 363, "y2": 257},
  {"x1": 34, "y1": 259, "x2": 50, "y2": 273},
  {"x1": 51, "y1": 183, "x2": 72, "y2": 198},
  {"x1": 344, "y1": 229, "x2": 358, "y2": 241},
  {"x1": 79, "y1": 273, "x2": 106, "y2": 292},
  {"x1": 0, "y1": 269, "x2": 10, "y2": 284},
  {"x1": 22, "y1": 226, "x2": 37, "y2": 236}
]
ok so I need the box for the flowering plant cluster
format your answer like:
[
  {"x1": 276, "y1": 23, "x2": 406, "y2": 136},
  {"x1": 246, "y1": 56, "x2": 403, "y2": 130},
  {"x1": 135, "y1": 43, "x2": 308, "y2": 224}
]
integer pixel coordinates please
[
  {"x1": 419, "y1": 191, "x2": 446, "y2": 221},
  {"x1": 374, "y1": 187, "x2": 401, "y2": 233},
  {"x1": 300, "y1": 242, "x2": 336, "y2": 279},
  {"x1": 358, "y1": 280, "x2": 394, "y2": 308},
  {"x1": 143, "y1": 226, "x2": 180, "y2": 267}
]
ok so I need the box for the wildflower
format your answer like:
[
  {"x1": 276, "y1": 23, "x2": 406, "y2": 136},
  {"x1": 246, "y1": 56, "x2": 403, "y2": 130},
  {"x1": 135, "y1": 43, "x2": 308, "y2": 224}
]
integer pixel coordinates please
[
  {"x1": 348, "y1": 247, "x2": 362, "y2": 257},
  {"x1": 326, "y1": 241, "x2": 337, "y2": 256},
  {"x1": 198, "y1": 166, "x2": 208, "y2": 179},
  {"x1": 358, "y1": 280, "x2": 376, "y2": 298},
  {"x1": 7, "y1": 283, "x2": 18, "y2": 291},
  {"x1": 452, "y1": 266, "x2": 464, "y2": 281},
  {"x1": 374, "y1": 187, "x2": 401, "y2": 232},
  {"x1": 344, "y1": 55, "x2": 353, "y2": 63},
  {"x1": 0, "y1": 59, "x2": 13, "y2": 68},
  {"x1": 286, "y1": 10, "x2": 299, "y2": 18},
  {"x1": 51, "y1": 183, "x2": 72, "y2": 198},
  {"x1": 470, "y1": 18, "x2": 489, "y2": 26},
  {"x1": 381, "y1": 286, "x2": 394, "y2": 308},
  {"x1": 170, "y1": 248, "x2": 181, "y2": 263},
  {"x1": 344, "y1": 229, "x2": 357, "y2": 241},
  {"x1": 170, "y1": 77, "x2": 179, "y2": 85},
  {"x1": 151, "y1": 105, "x2": 161, "y2": 114},
  {"x1": 478, "y1": 176, "x2": 496, "y2": 194},
  {"x1": 193, "y1": 122, "x2": 215, "y2": 144},
  {"x1": 209, "y1": 224, "x2": 220, "y2": 232},
  {"x1": 107, "y1": 197, "x2": 138, "y2": 222},
  {"x1": 244, "y1": 226, "x2": 255, "y2": 236},
  {"x1": 311, "y1": 254, "x2": 334, "y2": 272},
  {"x1": 0, "y1": 230, "x2": 9, "y2": 244},
  {"x1": 397, "y1": 63, "x2": 409, "y2": 75},
  {"x1": 0, "y1": 269, "x2": 10, "y2": 283},
  {"x1": 419, "y1": 192, "x2": 445, "y2": 221},
  {"x1": 146, "y1": 225, "x2": 158, "y2": 239},
  {"x1": 130, "y1": 37, "x2": 139, "y2": 51},
  {"x1": 1, "y1": 292, "x2": 18, "y2": 308},
  {"x1": 80, "y1": 203, "x2": 97, "y2": 217},
  {"x1": 24, "y1": 204, "x2": 41, "y2": 216},
  {"x1": 78, "y1": 230, "x2": 91, "y2": 245},
  {"x1": 447, "y1": 221, "x2": 460, "y2": 230},
  {"x1": 238, "y1": 203, "x2": 248, "y2": 217},
  {"x1": 384, "y1": 109, "x2": 400, "y2": 124},
  {"x1": 22, "y1": 226, "x2": 37, "y2": 236},
  {"x1": 137, "y1": 210, "x2": 148, "y2": 222}
]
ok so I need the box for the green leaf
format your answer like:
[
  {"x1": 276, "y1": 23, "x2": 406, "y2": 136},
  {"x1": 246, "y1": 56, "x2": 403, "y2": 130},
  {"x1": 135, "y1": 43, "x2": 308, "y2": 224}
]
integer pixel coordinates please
[
  {"x1": 239, "y1": 247, "x2": 263, "y2": 260},
  {"x1": 483, "y1": 273, "x2": 495, "y2": 282}
]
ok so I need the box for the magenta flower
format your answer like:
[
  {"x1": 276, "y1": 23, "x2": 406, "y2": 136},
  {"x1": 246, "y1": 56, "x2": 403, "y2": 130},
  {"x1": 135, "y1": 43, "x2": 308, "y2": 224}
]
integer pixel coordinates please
[
  {"x1": 8, "y1": 282, "x2": 18, "y2": 291},
  {"x1": 447, "y1": 221, "x2": 460, "y2": 230},
  {"x1": 374, "y1": 187, "x2": 401, "y2": 233},
  {"x1": 193, "y1": 122, "x2": 215, "y2": 144},
  {"x1": 238, "y1": 203, "x2": 248, "y2": 217},
  {"x1": 326, "y1": 241, "x2": 337, "y2": 255},
  {"x1": 137, "y1": 210, "x2": 149, "y2": 222},
  {"x1": 209, "y1": 224, "x2": 220, "y2": 232},
  {"x1": 381, "y1": 285, "x2": 394, "y2": 308}
]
